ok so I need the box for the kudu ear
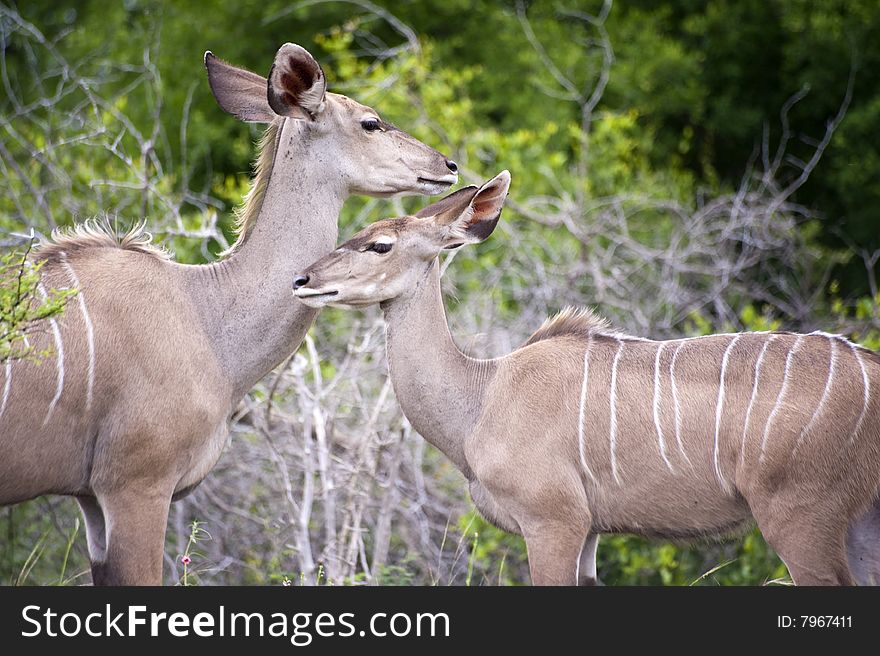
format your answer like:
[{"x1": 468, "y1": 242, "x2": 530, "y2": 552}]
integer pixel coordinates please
[
  {"x1": 204, "y1": 52, "x2": 275, "y2": 123},
  {"x1": 267, "y1": 43, "x2": 327, "y2": 121},
  {"x1": 426, "y1": 171, "x2": 510, "y2": 248},
  {"x1": 415, "y1": 185, "x2": 480, "y2": 220}
]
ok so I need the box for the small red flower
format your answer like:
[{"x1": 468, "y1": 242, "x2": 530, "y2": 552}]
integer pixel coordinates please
[{"x1": 181, "y1": 555, "x2": 192, "y2": 566}]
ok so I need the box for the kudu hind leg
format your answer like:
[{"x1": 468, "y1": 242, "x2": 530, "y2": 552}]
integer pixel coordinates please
[
  {"x1": 846, "y1": 499, "x2": 880, "y2": 586},
  {"x1": 91, "y1": 487, "x2": 173, "y2": 586}
]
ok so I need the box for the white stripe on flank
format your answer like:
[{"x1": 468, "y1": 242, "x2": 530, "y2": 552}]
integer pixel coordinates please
[
  {"x1": 608, "y1": 338, "x2": 624, "y2": 485},
  {"x1": 741, "y1": 334, "x2": 777, "y2": 467},
  {"x1": 713, "y1": 334, "x2": 741, "y2": 488},
  {"x1": 759, "y1": 335, "x2": 803, "y2": 461},
  {"x1": 669, "y1": 341, "x2": 692, "y2": 466},
  {"x1": 577, "y1": 338, "x2": 597, "y2": 484},
  {"x1": 847, "y1": 340, "x2": 870, "y2": 445},
  {"x1": 794, "y1": 335, "x2": 837, "y2": 455},
  {"x1": 652, "y1": 342, "x2": 674, "y2": 472},
  {"x1": 1, "y1": 331, "x2": 33, "y2": 421},
  {"x1": 60, "y1": 252, "x2": 95, "y2": 411},
  {"x1": 37, "y1": 283, "x2": 65, "y2": 426}
]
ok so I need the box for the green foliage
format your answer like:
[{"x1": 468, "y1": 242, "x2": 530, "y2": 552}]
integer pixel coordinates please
[
  {"x1": 176, "y1": 520, "x2": 212, "y2": 586},
  {"x1": 0, "y1": 245, "x2": 76, "y2": 363},
  {"x1": 3, "y1": 1, "x2": 879, "y2": 586},
  {"x1": 1, "y1": 500, "x2": 91, "y2": 586},
  {"x1": 456, "y1": 510, "x2": 529, "y2": 586}
]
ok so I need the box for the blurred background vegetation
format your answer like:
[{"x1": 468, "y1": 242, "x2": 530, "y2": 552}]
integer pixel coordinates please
[{"x1": 1, "y1": 0, "x2": 879, "y2": 585}]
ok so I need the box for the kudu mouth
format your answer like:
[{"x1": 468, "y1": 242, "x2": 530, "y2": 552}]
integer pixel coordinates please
[
  {"x1": 416, "y1": 173, "x2": 458, "y2": 195},
  {"x1": 413, "y1": 152, "x2": 458, "y2": 194},
  {"x1": 293, "y1": 288, "x2": 339, "y2": 308},
  {"x1": 292, "y1": 273, "x2": 339, "y2": 307}
]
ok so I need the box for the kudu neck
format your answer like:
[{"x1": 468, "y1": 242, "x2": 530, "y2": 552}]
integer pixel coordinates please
[
  {"x1": 186, "y1": 119, "x2": 344, "y2": 399},
  {"x1": 382, "y1": 260, "x2": 496, "y2": 475}
]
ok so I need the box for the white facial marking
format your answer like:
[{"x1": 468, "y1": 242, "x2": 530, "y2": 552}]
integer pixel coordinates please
[
  {"x1": 609, "y1": 338, "x2": 624, "y2": 485},
  {"x1": 37, "y1": 282, "x2": 65, "y2": 427},
  {"x1": 759, "y1": 335, "x2": 803, "y2": 462},
  {"x1": 669, "y1": 340, "x2": 692, "y2": 466},
  {"x1": 714, "y1": 334, "x2": 741, "y2": 489},
  {"x1": 61, "y1": 253, "x2": 95, "y2": 411},
  {"x1": 652, "y1": 342, "x2": 674, "y2": 472},
  {"x1": 741, "y1": 334, "x2": 776, "y2": 467},
  {"x1": 577, "y1": 338, "x2": 598, "y2": 484},
  {"x1": 847, "y1": 340, "x2": 870, "y2": 445}
]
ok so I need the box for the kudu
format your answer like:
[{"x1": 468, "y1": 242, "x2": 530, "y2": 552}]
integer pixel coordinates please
[
  {"x1": 294, "y1": 171, "x2": 880, "y2": 586},
  {"x1": 0, "y1": 43, "x2": 458, "y2": 585}
]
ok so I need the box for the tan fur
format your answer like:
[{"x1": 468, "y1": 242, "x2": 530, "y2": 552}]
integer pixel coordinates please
[
  {"x1": 296, "y1": 174, "x2": 880, "y2": 586},
  {"x1": 468, "y1": 330, "x2": 880, "y2": 585},
  {"x1": 0, "y1": 44, "x2": 457, "y2": 585}
]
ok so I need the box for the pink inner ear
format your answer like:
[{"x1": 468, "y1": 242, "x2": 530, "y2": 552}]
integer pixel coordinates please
[
  {"x1": 268, "y1": 45, "x2": 326, "y2": 118},
  {"x1": 473, "y1": 197, "x2": 496, "y2": 219},
  {"x1": 471, "y1": 187, "x2": 506, "y2": 222},
  {"x1": 281, "y1": 57, "x2": 316, "y2": 98}
]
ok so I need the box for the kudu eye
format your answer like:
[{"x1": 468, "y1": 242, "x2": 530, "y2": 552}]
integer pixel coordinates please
[
  {"x1": 361, "y1": 118, "x2": 381, "y2": 132},
  {"x1": 367, "y1": 241, "x2": 393, "y2": 254}
]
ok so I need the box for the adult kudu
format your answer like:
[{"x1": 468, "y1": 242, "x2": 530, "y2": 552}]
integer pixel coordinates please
[
  {"x1": 0, "y1": 43, "x2": 457, "y2": 585},
  {"x1": 294, "y1": 172, "x2": 880, "y2": 585}
]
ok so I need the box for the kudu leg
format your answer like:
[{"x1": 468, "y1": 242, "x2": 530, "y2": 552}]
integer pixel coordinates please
[
  {"x1": 577, "y1": 532, "x2": 602, "y2": 586},
  {"x1": 75, "y1": 496, "x2": 107, "y2": 565},
  {"x1": 755, "y1": 512, "x2": 854, "y2": 586},
  {"x1": 779, "y1": 548, "x2": 854, "y2": 586},
  {"x1": 846, "y1": 499, "x2": 880, "y2": 586},
  {"x1": 523, "y1": 520, "x2": 592, "y2": 586},
  {"x1": 91, "y1": 487, "x2": 173, "y2": 586}
]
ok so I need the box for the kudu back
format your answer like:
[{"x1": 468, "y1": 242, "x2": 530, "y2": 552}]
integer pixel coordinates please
[
  {"x1": 294, "y1": 172, "x2": 880, "y2": 585},
  {"x1": 0, "y1": 43, "x2": 457, "y2": 584}
]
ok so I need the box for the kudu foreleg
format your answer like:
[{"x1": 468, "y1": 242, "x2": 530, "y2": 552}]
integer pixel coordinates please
[
  {"x1": 76, "y1": 496, "x2": 107, "y2": 564},
  {"x1": 90, "y1": 486, "x2": 173, "y2": 586},
  {"x1": 523, "y1": 518, "x2": 593, "y2": 586},
  {"x1": 753, "y1": 505, "x2": 854, "y2": 586},
  {"x1": 577, "y1": 532, "x2": 602, "y2": 586}
]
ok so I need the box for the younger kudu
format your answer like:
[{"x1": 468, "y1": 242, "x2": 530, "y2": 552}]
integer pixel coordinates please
[
  {"x1": 294, "y1": 172, "x2": 880, "y2": 585},
  {"x1": 0, "y1": 43, "x2": 457, "y2": 585}
]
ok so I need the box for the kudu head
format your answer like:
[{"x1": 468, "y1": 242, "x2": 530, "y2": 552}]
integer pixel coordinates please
[
  {"x1": 205, "y1": 43, "x2": 458, "y2": 196},
  {"x1": 293, "y1": 171, "x2": 511, "y2": 308}
]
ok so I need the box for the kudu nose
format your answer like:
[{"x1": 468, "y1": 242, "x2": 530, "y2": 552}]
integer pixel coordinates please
[
  {"x1": 445, "y1": 159, "x2": 458, "y2": 174},
  {"x1": 293, "y1": 274, "x2": 310, "y2": 290}
]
